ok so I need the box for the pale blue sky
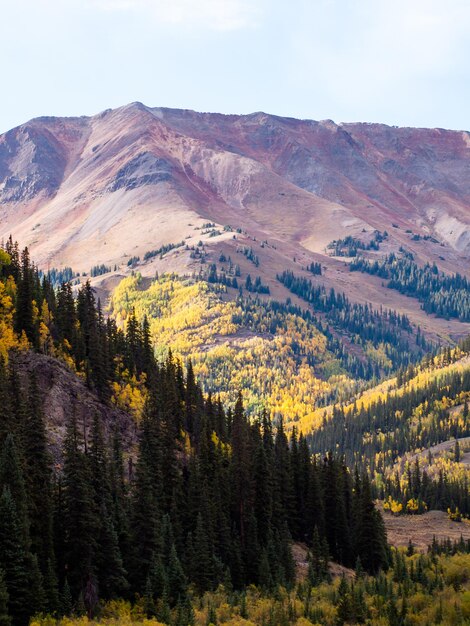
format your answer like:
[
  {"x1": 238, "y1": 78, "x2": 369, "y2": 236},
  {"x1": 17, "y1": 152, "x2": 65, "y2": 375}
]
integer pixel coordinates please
[{"x1": 1, "y1": 0, "x2": 469, "y2": 133}]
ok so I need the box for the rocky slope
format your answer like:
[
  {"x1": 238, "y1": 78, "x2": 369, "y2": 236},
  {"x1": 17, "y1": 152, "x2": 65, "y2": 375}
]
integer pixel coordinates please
[
  {"x1": 11, "y1": 351, "x2": 137, "y2": 462},
  {"x1": 1, "y1": 103, "x2": 469, "y2": 342}
]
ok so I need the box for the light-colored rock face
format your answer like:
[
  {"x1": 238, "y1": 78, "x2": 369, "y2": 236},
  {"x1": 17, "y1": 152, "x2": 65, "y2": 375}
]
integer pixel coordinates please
[{"x1": 0, "y1": 102, "x2": 469, "y2": 288}]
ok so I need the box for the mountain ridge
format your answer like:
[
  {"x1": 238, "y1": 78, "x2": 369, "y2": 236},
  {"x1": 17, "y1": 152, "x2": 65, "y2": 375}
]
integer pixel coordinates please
[{"x1": 1, "y1": 102, "x2": 469, "y2": 344}]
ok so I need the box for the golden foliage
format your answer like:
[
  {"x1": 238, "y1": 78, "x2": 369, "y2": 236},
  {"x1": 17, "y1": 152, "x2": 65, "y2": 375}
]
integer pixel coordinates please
[
  {"x1": 111, "y1": 359, "x2": 147, "y2": 421},
  {"x1": 383, "y1": 496, "x2": 403, "y2": 516},
  {"x1": 0, "y1": 278, "x2": 27, "y2": 361},
  {"x1": 108, "y1": 274, "x2": 354, "y2": 424}
]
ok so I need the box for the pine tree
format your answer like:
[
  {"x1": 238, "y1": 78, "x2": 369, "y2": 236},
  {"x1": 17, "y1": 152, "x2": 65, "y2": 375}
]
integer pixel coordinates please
[
  {"x1": 0, "y1": 488, "x2": 29, "y2": 625},
  {"x1": 129, "y1": 409, "x2": 160, "y2": 590},
  {"x1": 192, "y1": 512, "x2": 214, "y2": 593},
  {"x1": 109, "y1": 427, "x2": 131, "y2": 575},
  {"x1": 27, "y1": 554, "x2": 46, "y2": 615},
  {"x1": 230, "y1": 393, "x2": 252, "y2": 550},
  {"x1": 0, "y1": 435, "x2": 30, "y2": 551},
  {"x1": 354, "y1": 474, "x2": 389, "y2": 573},
  {"x1": 336, "y1": 576, "x2": 352, "y2": 625},
  {"x1": 253, "y1": 418, "x2": 273, "y2": 543},
  {"x1": 308, "y1": 526, "x2": 329, "y2": 586},
  {"x1": 257, "y1": 548, "x2": 272, "y2": 590},
  {"x1": 0, "y1": 569, "x2": 10, "y2": 626},
  {"x1": 23, "y1": 374, "x2": 55, "y2": 576},
  {"x1": 167, "y1": 544, "x2": 187, "y2": 605},
  {"x1": 89, "y1": 415, "x2": 128, "y2": 598},
  {"x1": 15, "y1": 247, "x2": 35, "y2": 344},
  {"x1": 62, "y1": 415, "x2": 98, "y2": 601},
  {"x1": 0, "y1": 359, "x2": 14, "y2": 443},
  {"x1": 60, "y1": 578, "x2": 73, "y2": 617}
]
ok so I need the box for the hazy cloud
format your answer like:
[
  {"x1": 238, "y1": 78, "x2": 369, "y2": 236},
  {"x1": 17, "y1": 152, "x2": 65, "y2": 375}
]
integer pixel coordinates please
[
  {"x1": 287, "y1": 0, "x2": 470, "y2": 124},
  {"x1": 92, "y1": 0, "x2": 262, "y2": 31}
]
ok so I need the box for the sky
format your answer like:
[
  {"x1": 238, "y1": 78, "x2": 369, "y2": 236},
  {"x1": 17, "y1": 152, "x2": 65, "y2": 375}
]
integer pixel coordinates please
[{"x1": 1, "y1": 0, "x2": 469, "y2": 133}]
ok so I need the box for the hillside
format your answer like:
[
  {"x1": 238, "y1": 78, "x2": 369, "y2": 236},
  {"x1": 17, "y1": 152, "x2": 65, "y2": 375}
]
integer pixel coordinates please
[
  {"x1": 1, "y1": 103, "x2": 469, "y2": 347},
  {"x1": 9, "y1": 350, "x2": 137, "y2": 461},
  {"x1": 305, "y1": 343, "x2": 470, "y2": 517},
  {"x1": 107, "y1": 272, "x2": 432, "y2": 421},
  {"x1": 0, "y1": 245, "x2": 398, "y2": 625}
]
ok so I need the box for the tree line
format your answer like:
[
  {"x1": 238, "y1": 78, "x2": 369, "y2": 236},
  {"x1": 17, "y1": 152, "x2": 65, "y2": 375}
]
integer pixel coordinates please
[
  {"x1": 350, "y1": 252, "x2": 470, "y2": 322},
  {"x1": 277, "y1": 270, "x2": 429, "y2": 376}
]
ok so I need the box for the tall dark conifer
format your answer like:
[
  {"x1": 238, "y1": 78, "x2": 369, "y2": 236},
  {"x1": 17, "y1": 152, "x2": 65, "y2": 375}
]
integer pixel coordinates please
[
  {"x1": 62, "y1": 415, "x2": 98, "y2": 602},
  {"x1": 0, "y1": 488, "x2": 29, "y2": 626}
]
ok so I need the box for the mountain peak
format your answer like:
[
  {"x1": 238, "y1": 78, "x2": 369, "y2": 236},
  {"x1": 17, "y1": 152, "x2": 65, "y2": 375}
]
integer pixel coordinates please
[{"x1": 0, "y1": 104, "x2": 468, "y2": 336}]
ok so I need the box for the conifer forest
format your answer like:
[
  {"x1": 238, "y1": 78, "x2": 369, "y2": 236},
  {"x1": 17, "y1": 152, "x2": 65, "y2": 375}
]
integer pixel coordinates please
[{"x1": 0, "y1": 238, "x2": 469, "y2": 626}]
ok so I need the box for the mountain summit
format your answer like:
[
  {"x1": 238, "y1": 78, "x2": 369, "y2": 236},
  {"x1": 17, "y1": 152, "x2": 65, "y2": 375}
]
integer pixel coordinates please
[{"x1": 0, "y1": 103, "x2": 469, "y2": 341}]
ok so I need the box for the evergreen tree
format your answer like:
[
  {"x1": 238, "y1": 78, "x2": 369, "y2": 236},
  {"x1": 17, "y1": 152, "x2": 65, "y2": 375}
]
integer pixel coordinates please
[
  {"x1": 354, "y1": 474, "x2": 389, "y2": 574},
  {"x1": 0, "y1": 488, "x2": 29, "y2": 625},
  {"x1": 0, "y1": 435, "x2": 30, "y2": 551},
  {"x1": 0, "y1": 569, "x2": 10, "y2": 626},
  {"x1": 23, "y1": 374, "x2": 55, "y2": 576},
  {"x1": 62, "y1": 415, "x2": 98, "y2": 601},
  {"x1": 15, "y1": 247, "x2": 35, "y2": 344}
]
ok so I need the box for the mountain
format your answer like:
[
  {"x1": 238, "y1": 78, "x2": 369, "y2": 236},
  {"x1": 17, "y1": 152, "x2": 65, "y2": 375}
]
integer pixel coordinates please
[
  {"x1": 1, "y1": 110, "x2": 470, "y2": 624},
  {"x1": 1, "y1": 102, "x2": 470, "y2": 345}
]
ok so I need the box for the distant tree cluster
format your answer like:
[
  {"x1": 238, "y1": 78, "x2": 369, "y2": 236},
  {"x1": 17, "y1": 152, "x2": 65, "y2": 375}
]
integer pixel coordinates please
[
  {"x1": 307, "y1": 261, "x2": 322, "y2": 275},
  {"x1": 90, "y1": 264, "x2": 112, "y2": 278},
  {"x1": 126, "y1": 256, "x2": 140, "y2": 268},
  {"x1": 327, "y1": 230, "x2": 387, "y2": 257},
  {"x1": 143, "y1": 241, "x2": 185, "y2": 262},
  {"x1": 244, "y1": 274, "x2": 270, "y2": 294},
  {"x1": 238, "y1": 246, "x2": 259, "y2": 267},
  {"x1": 350, "y1": 252, "x2": 470, "y2": 322},
  {"x1": 38, "y1": 267, "x2": 77, "y2": 287}
]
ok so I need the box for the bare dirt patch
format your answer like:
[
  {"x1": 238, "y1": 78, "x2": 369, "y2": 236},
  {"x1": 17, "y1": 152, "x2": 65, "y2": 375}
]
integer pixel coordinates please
[{"x1": 382, "y1": 509, "x2": 470, "y2": 552}]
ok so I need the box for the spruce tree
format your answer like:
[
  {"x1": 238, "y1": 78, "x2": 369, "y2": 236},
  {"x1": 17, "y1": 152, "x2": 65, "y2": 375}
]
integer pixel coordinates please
[
  {"x1": 89, "y1": 415, "x2": 128, "y2": 598},
  {"x1": 0, "y1": 569, "x2": 10, "y2": 626},
  {"x1": 354, "y1": 474, "x2": 389, "y2": 574},
  {"x1": 62, "y1": 415, "x2": 98, "y2": 601},
  {"x1": 23, "y1": 374, "x2": 55, "y2": 576},
  {"x1": 0, "y1": 488, "x2": 29, "y2": 626},
  {"x1": 129, "y1": 410, "x2": 160, "y2": 590},
  {"x1": 15, "y1": 247, "x2": 35, "y2": 344},
  {"x1": 0, "y1": 435, "x2": 30, "y2": 551}
]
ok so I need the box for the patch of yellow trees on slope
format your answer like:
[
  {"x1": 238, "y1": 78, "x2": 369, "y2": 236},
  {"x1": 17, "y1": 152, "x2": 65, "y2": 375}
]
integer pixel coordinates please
[
  {"x1": 109, "y1": 274, "x2": 355, "y2": 423},
  {"x1": 0, "y1": 250, "x2": 29, "y2": 360},
  {"x1": 298, "y1": 347, "x2": 470, "y2": 434}
]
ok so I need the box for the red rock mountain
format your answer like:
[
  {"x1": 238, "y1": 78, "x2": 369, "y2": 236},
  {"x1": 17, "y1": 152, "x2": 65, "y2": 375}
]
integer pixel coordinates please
[{"x1": 1, "y1": 102, "x2": 469, "y2": 340}]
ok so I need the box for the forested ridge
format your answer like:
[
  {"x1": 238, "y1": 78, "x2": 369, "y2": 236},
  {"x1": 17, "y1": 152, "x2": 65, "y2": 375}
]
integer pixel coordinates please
[
  {"x1": 0, "y1": 240, "x2": 391, "y2": 624},
  {"x1": 350, "y1": 252, "x2": 470, "y2": 322},
  {"x1": 307, "y1": 343, "x2": 470, "y2": 516},
  {"x1": 276, "y1": 270, "x2": 430, "y2": 376},
  {"x1": 108, "y1": 269, "x2": 431, "y2": 429},
  {"x1": 0, "y1": 239, "x2": 469, "y2": 625}
]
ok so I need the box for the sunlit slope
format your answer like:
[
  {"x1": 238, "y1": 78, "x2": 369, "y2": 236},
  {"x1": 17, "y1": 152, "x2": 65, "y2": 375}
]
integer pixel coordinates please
[
  {"x1": 109, "y1": 273, "x2": 357, "y2": 419},
  {"x1": 299, "y1": 348, "x2": 470, "y2": 433}
]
